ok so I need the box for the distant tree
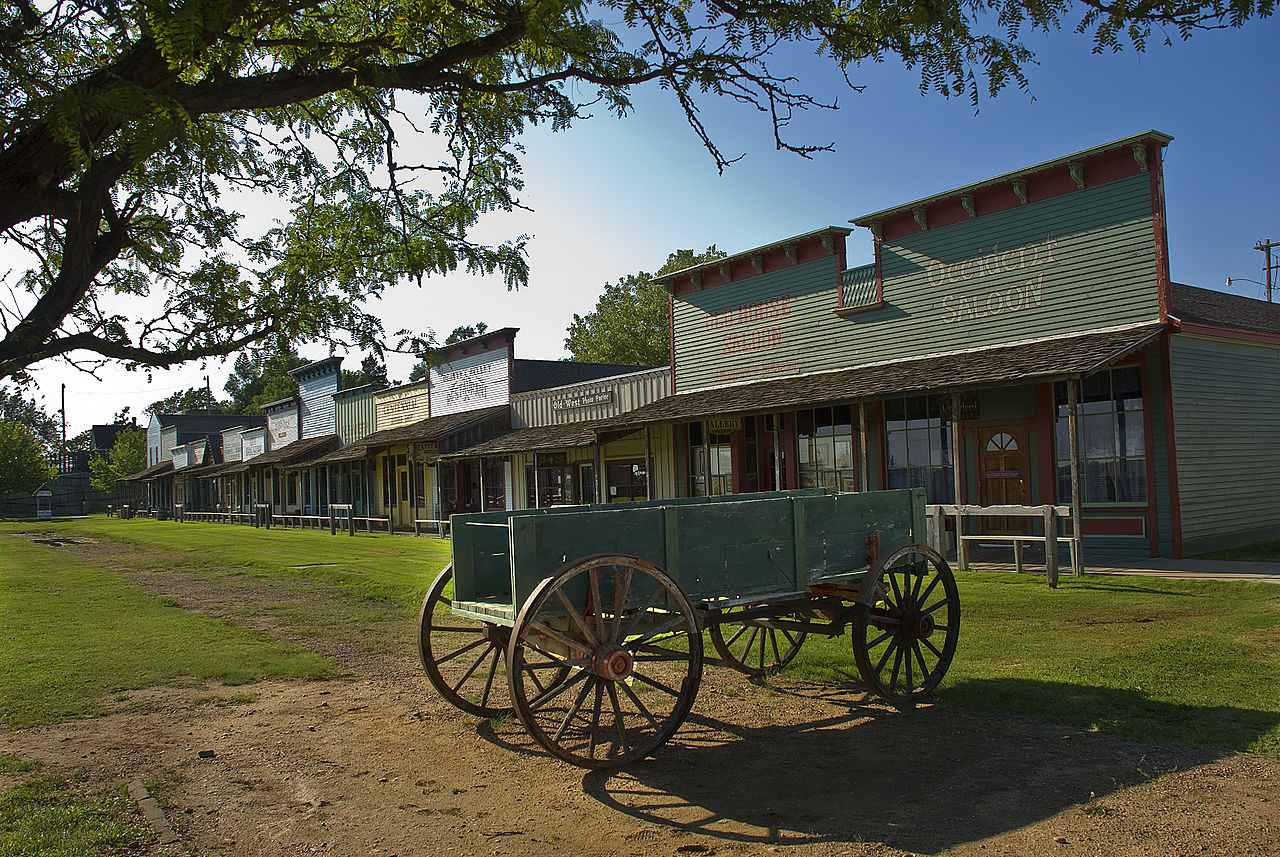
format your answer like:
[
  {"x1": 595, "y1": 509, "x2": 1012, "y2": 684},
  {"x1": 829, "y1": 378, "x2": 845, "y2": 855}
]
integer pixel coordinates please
[
  {"x1": 0, "y1": 422, "x2": 57, "y2": 497},
  {"x1": 342, "y1": 353, "x2": 392, "y2": 390},
  {"x1": 0, "y1": 387, "x2": 59, "y2": 448},
  {"x1": 224, "y1": 348, "x2": 308, "y2": 414},
  {"x1": 89, "y1": 426, "x2": 147, "y2": 493},
  {"x1": 66, "y1": 428, "x2": 92, "y2": 454},
  {"x1": 565, "y1": 248, "x2": 725, "y2": 365},
  {"x1": 144, "y1": 386, "x2": 227, "y2": 418},
  {"x1": 408, "y1": 324, "x2": 490, "y2": 382}
]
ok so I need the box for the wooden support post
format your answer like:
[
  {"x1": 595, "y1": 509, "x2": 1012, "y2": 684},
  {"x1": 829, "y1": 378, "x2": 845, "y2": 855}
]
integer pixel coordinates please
[
  {"x1": 594, "y1": 443, "x2": 604, "y2": 505},
  {"x1": 347, "y1": 506, "x2": 355, "y2": 537},
  {"x1": 1068, "y1": 379, "x2": 1085, "y2": 579},
  {"x1": 773, "y1": 415, "x2": 784, "y2": 492},
  {"x1": 478, "y1": 457, "x2": 486, "y2": 512},
  {"x1": 533, "y1": 451, "x2": 541, "y2": 509},
  {"x1": 857, "y1": 403, "x2": 869, "y2": 493},
  {"x1": 929, "y1": 504, "x2": 944, "y2": 555},
  {"x1": 1044, "y1": 505, "x2": 1059, "y2": 586},
  {"x1": 644, "y1": 427, "x2": 654, "y2": 502},
  {"x1": 329, "y1": 507, "x2": 337, "y2": 535},
  {"x1": 950, "y1": 392, "x2": 964, "y2": 506},
  {"x1": 957, "y1": 509, "x2": 970, "y2": 571}
]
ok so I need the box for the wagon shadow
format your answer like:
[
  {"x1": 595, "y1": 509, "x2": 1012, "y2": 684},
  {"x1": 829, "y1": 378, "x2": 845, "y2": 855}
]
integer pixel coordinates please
[{"x1": 580, "y1": 678, "x2": 1276, "y2": 854}]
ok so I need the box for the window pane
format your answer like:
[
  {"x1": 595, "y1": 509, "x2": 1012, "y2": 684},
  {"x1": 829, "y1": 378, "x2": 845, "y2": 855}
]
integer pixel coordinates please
[
  {"x1": 884, "y1": 398, "x2": 906, "y2": 424},
  {"x1": 1117, "y1": 410, "x2": 1145, "y2": 457},
  {"x1": 1083, "y1": 413, "x2": 1116, "y2": 458},
  {"x1": 834, "y1": 436, "x2": 853, "y2": 469},
  {"x1": 887, "y1": 468, "x2": 908, "y2": 489},
  {"x1": 907, "y1": 428, "x2": 929, "y2": 467},
  {"x1": 906, "y1": 395, "x2": 929, "y2": 428},
  {"x1": 1084, "y1": 460, "x2": 1115, "y2": 503},
  {"x1": 1116, "y1": 458, "x2": 1148, "y2": 502},
  {"x1": 887, "y1": 431, "x2": 908, "y2": 470},
  {"x1": 1082, "y1": 372, "x2": 1111, "y2": 402}
]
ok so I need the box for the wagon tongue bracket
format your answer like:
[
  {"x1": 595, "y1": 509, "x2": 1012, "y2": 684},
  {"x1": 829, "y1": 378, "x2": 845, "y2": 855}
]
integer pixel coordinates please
[{"x1": 592, "y1": 644, "x2": 634, "y2": 681}]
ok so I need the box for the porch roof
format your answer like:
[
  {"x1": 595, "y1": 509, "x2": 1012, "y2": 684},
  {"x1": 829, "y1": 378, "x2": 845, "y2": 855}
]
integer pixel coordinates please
[
  {"x1": 311, "y1": 405, "x2": 510, "y2": 464},
  {"x1": 441, "y1": 422, "x2": 601, "y2": 459},
  {"x1": 595, "y1": 322, "x2": 1166, "y2": 428},
  {"x1": 119, "y1": 460, "x2": 174, "y2": 483},
  {"x1": 226, "y1": 434, "x2": 340, "y2": 473}
]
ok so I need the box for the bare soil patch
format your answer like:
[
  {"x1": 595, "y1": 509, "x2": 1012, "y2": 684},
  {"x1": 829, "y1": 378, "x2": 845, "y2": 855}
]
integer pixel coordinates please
[{"x1": 9, "y1": 538, "x2": 1279, "y2": 856}]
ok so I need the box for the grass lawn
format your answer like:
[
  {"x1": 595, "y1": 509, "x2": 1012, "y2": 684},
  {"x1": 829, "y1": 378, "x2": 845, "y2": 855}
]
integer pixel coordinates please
[
  {"x1": 0, "y1": 524, "x2": 338, "y2": 730},
  {"x1": 2, "y1": 517, "x2": 1278, "y2": 759}
]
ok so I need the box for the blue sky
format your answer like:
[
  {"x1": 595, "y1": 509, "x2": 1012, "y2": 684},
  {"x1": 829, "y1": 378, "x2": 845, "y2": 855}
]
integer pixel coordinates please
[{"x1": 15, "y1": 14, "x2": 1279, "y2": 434}]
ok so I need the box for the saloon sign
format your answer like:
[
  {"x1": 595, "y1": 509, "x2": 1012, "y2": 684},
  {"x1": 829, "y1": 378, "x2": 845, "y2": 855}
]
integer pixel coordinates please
[{"x1": 934, "y1": 236, "x2": 1058, "y2": 324}]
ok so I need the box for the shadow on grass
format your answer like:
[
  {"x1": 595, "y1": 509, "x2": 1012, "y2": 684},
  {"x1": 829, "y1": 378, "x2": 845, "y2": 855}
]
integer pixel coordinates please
[{"x1": 571, "y1": 678, "x2": 1278, "y2": 854}]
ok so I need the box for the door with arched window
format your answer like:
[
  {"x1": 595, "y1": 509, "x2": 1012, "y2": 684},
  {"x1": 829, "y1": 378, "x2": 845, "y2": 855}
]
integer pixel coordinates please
[{"x1": 978, "y1": 427, "x2": 1029, "y2": 533}]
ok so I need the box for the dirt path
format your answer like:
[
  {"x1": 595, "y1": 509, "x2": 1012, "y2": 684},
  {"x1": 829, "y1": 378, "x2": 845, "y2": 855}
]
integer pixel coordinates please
[
  {"x1": 8, "y1": 669, "x2": 1278, "y2": 857},
  {"x1": 7, "y1": 535, "x2": 1279, "y2": 856}
]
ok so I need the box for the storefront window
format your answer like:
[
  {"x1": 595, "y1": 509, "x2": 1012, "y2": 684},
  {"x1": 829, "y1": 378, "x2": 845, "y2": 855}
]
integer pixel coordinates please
[
  {"x1": 1055, "y1": 368, "x2": 1146, "y2": 503},
  {"x1": 439, "y1": 464, "x2": 456, "y2": 514},
  {"x1": 526, "y1": 461, "x2": 574, "y2": 506},
  {"x1": 797, "y1": 405, "x2": 857, "y2": 491},
  {"x1": 688, "y1": 422, "x2": 732, "y2": 496},
  {"x1": 607, "y1": 460, "x2": 649, "y2": 502},
  {"x1": 884, "y1": 395, "x2": 954, "y2": 503}
]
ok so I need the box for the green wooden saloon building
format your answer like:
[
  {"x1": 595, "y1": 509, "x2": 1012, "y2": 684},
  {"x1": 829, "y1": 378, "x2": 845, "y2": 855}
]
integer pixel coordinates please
[{"x1": 605, "y1": 130, "x2": 1278, "y2": 559}]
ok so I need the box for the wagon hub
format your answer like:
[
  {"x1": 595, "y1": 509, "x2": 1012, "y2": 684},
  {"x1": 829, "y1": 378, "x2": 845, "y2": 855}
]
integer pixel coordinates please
[
  {"x1": 911, "y1": 611, "x2": 935, "y2": 639},
  {"x1": 592, "y1": 644, "x2": 635, "y2": 681}
]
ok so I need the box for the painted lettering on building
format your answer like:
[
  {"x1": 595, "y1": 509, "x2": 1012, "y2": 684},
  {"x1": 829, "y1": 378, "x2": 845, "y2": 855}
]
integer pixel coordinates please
[
  {"x1": 714, "y1": 360, "x2": 802, "y2": 385},
  {"x1": 926, "y1": 236, "x2": 1059, "y2": 289},
  {"x1": 704, "y1": 294, "x2": 792, "y2": 331},
  {"x1": 552, "y1": 390, "x2": 614, "y2": 411},
  {"x1": 940, "y1": 274, "x2": 1047, "y2": 324}
]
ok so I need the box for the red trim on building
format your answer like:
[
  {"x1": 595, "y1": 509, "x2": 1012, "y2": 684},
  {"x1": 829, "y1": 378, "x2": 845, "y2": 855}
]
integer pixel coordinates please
[
  {"x1": 871, "y1": 140, "x2": 1161, "y2": 243},
  {"x1": 1034, "y1": 383, "x2": 1058, "y2": 506},
  {"x1": 666, "y1": 231, "x2": 846, "y2": 297},
  {"x1": 1138, "y1": 352, "x2": 1161, "y2": 557},
  {"x1": 1150, "y1": 145, "x2": 1172, "y2": 323},
  {"x1": 1160, "y1": 333, "x2": 1184, "y2": 558},
  {"x1": 1063, "y1": 514, "x2": 1147, "y2": 537},
  {"x1": 668, "y1": 293, "x2": 676, "y2": 394}
]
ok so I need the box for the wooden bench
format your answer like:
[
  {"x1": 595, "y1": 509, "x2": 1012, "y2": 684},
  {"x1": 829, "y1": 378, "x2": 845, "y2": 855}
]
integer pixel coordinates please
[
  {"x1": 413, "y1": 518, "x2": 451, "y2": 538},
  {"x1": 929, "y1": 504, "x2": 1082, "y2": 582},
  {"x1": 957, "y1": 533, "x2": 1078, "y2": 574}
]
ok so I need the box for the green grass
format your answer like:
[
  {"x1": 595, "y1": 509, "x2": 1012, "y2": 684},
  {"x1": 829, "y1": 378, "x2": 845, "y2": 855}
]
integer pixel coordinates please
[
  {"x1": 0, "y1": 528, "x2": 337, "y2": 729},
  {"x1": 0, "y1": 756, "x2": 151, "y2": 857},
  {"x1": 4, "y1": 517, "x2": 1279, "y2": 758},
  {"x1": 787, "y1": 571, "x2": 1280, "y2": 755}
]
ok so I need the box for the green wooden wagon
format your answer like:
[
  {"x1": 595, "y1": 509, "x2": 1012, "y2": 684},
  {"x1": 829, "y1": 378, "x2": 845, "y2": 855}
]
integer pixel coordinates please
[{"x1": 417, "y1": 487, "x2": 959, "y2": 768}]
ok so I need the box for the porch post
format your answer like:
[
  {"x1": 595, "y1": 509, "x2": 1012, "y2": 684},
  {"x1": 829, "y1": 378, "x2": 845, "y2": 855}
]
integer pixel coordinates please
[
  {"x1": 950, "y1": 392, "x2": 963, "y2": 507},
  {"x1": 478, "y1": 457, "x2": 487, "y2": 512},
  {"x1": 703, "y1": 420, "x2": 712, "y2": 496},
  {"x1": 773, "y1": 415, "x2": 783, "y2": 491},
  {"x1": 533, "y1": 451, "x2": 541, "y2": 509},
  {"x1": 857, "y1": 402, "x2": 869, "y2": 493},
  {"x1": 594, "y1": 442, "x2": 604, "y2": 505},
  {"x1": 644, "y1": 426, "x2": 654, "y2": 501},
  {"x1": 1068, "y1": 378, "x2": 1085, "y2": 578}
]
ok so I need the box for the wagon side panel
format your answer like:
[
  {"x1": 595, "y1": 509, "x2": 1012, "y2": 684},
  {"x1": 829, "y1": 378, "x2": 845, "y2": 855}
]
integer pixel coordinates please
[
  {"x1": 665, "y1": 497, "x2": 798, "y2": 602},
  {"x1": 509, "y1": 507, "x2": 668, "y2": 610},
  {"x1": 796, "y1": 489, "x2": 925, "y2": 585}
]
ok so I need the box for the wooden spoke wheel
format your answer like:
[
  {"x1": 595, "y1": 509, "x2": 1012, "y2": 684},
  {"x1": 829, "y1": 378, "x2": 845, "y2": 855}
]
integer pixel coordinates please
[
  {"x1": 709, "y1": 607, "x2": 807, "y2": 677},
  {"x1": 507, "y1": 554, "x2": 703, "y2": 769},
  {"x1": 418, "y1": 564, "x2": 513, "y2": 718},
  {"x1": 852, "y1": 544, "x2": 960, "y2": 705}
]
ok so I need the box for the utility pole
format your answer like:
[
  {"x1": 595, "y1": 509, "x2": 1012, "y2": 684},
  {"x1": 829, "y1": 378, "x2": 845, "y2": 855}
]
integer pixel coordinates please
[
  {"x1": 1256, "y1": 239, "x2": 1279, "y2": 303},
  {"x1": 60, "y1": 383, "x2": 66, "y2": 471}
]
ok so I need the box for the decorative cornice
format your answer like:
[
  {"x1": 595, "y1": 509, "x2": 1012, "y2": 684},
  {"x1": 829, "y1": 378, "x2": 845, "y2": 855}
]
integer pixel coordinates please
[
  {"x1": 912, "y1": 207, "x2": 927, "y2": 231},
  {"x1": 1132, "y1": 144, "x2": 1149, "y2": 173},
  {"x1": 961, "y1": 194, "x2": 976, "y2": 219},
  {"x1": 1012, "y1": 179, "x2": 1028, "y2": 205},
  {"x1": 719, "y1": 263, "x2": 732, "y2": 283},
  {"x1": 750, "y1": 254, "x2": 764, "y2": 274}
]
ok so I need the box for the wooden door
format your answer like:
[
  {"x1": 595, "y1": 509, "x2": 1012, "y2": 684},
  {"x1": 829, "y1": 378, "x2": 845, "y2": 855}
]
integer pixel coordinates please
[{"x1": 978, "y1": 428, "x2": 1029, "y2": 534}]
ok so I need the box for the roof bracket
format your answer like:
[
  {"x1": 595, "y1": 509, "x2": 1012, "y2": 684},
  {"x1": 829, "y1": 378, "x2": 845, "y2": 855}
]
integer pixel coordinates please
[
  {"x1": 1132, "y1": 144, "x2": 1148, "y2": 173},
  {"x1": 691, "y1": 272, "x2": 702, "y2": 291},
  {"x1": 961, "y1": 194, "x2": 977, "y2": 219},
  {"x1": 751, "y1": 254, "x2": 764, "y2": 275},
  {"x1": 1012, "y1": 180, "x2": 1028, "y2": 205},
  {"x1": 1069, "y1": 162, "x2": 1085, "y2": 190},
  {"x1": 784, "y1": 244, "x2": 798, "y2": 263},
  {"x1": 912, "y1": 208, "x2": 927, "y2": 232},
  {"x1": 821, "y1": 235, "x2": 836, "y2": 254},
  {"x1": 719, "y1": 263, "x2": 732, "y2": 283}
]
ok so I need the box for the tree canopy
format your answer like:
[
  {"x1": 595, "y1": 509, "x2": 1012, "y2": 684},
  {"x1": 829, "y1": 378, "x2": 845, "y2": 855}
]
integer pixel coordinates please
[
  {"x1": 566, "y1": 247, "x2": 725, "y2": 365},
  {"x1": 144, "y1": 385, "x2": 227, "y2": 417},
  {"x1": 0, "y1": 421, "x2": 57, "y2": 496},
  {"x1": 223, "y1": 346, "x2": 308, "y2": 414},
  {"x1": 0, "y1": 386, "x2": 59, "y2": 448},
  {"x1": 409, "y1": 323, "x2": 490, "y2": 381},
  {"x1": 89, "y1": 425, "x2": 147, "y2": 493},
  {"x1": 0, "y1": 0, "x2": 1268, "y2": 382}
]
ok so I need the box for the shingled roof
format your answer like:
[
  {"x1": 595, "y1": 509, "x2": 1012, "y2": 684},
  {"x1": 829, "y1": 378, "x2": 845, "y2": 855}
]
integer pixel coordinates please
[
  {"x1": 1171, "y1": 283, "x2": 1280, "y2": 335},
  {"x1": 311, "y1": 405, "x2": 509, "y2": 464},
  {"x1": 120, "y1": 460, "x2": 174, "y2": 482},
  {"x1": 225, "y1": 434, "x2": 339, "y2": 473},
  {"x1": 596, "y1": 323, "x2": 1166, "y2": 428},
  {"x1": 442, "y1": 423, "x2": 600, "y2": 459}
]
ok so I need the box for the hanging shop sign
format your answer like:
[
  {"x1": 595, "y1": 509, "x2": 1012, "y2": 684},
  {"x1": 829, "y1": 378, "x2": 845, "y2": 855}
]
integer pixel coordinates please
[{"x1": 707, "y1": 418, "x2": 743, "y2": 434}]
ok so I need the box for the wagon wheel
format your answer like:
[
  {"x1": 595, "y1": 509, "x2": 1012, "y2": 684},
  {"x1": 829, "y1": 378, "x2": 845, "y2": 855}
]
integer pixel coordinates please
[
  {"x1": 709, "y1": 607, "x2": 807, "y2": 677},
  {"x1": 507, "y1": 554, "x2": 703, "y2": 769},
  {"x1": 852, "y1": 544, "x2": 960, "y2": 706},
  {"x1": 418, "y1": 564, "x2": 513, "y2": 718}
]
